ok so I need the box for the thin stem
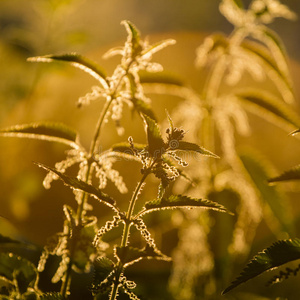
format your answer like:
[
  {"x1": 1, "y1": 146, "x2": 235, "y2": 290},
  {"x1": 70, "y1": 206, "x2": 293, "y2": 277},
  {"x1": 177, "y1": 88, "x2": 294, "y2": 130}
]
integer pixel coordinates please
[
  {"x1": 60, "y1": 59, "x2": 134, "y2": 298},
  {"x1": 109, "y1": 171, "x2": 150, "y2": 300}
]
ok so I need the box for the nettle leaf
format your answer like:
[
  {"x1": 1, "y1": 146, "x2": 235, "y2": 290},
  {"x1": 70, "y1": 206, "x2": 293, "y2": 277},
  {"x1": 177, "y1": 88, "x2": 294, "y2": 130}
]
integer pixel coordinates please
[
  {"x1": 73, "y1": 225, "x2": 97, "y2": 271},
  {"x1": 35, "y1": 162, "x2": 116, "y2": 208},
  {"x1": 40, "y1": 293, "x2": 65, "y2": 300},
  {"x1": 269, "y1": 165, "x2": 300, "y2": 183},
  {"x1": 175, "y1": 141, "x2": 219, "y2": 158},
  {"x1": 0, "y1": 122, "x2": 81, "y2": 149},
  {"x1": 139, "y1": 71, "x2": 184, "y2": 87},
  {"x1": 237, "y1": 90, "x2": 300, "y2": 129},
  {"x1": 240, "y1": 150, "x2": 294, "y2": 235},
  {"x1": 290, "y1": 128, "x2": 300, "y2": 136},
  {"x1": 111, "y1": 142, "x2": 146, "y2": 153},
  {"x1": 132, "y1": 98, "x2": 156, "y2": 121},
  {"x1": 223, "y1": 238, "x2": 300, "y2": 294},
  {"x1": 0, "y1": 234, "x2": 36, "y2": 252},
  {"x1": 143, "y1": 115, "x2": 165, "y2": 157},
  {"x1": 0, "y1": 234, "x2": 21, "y2": 245},
  {"x1": 241, "y1": 40, "x2": 294, "y2": 102},
  {"x1": 207, "y1": 33, "x2": 229, "y2": 54},
  {"x1": 122, "y1": 20, "x2": 141, "y2": 53},
  {"x1": 0, "y1": 253, "x2": 39, "y2": 294},
  {"x1": 143, "y1": 194, "x2": 232, "y2": 215},
  {"x1": 91, "y1": 257, "x2": 115, "y2": 296},
  {"x1": 259, "y1": 28, "x2": 291, "y2": 83},
  {"x1": 232, "y1": 0, "x2": 244, "y2": 8},
  {"x1": 141, "y1": 38, "x2": 176, "y2": 57},
  {"x1": 28, "y1": 53, "x2": 107, "y2": 86},
  {"x1": 116, "y1": 245, "x2": 170, "y2": 267}
]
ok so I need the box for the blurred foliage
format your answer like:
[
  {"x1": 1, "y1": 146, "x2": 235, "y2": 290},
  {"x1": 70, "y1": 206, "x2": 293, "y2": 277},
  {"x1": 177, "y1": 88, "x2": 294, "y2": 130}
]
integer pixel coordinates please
[{"x1": 0, "y1": 0, "x2": 300, "y2": 299}]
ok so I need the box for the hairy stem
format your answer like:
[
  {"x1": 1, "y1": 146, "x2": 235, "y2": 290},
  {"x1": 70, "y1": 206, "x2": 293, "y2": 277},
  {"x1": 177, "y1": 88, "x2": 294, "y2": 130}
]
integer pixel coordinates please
[
  {"x1": 60, "y1": 61, "x2": 134, "y2": 298},
  {"x1": 109, "y1": 171, "x2": 149, "y2": 300}
]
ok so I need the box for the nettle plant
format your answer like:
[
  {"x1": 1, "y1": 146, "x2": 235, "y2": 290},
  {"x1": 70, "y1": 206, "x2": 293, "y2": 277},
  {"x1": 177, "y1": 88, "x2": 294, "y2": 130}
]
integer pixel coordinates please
[
  {"x1": 0, "y1": 21, "x2": 230, "y2": 300},
  {"x1": 223, "y1": 129, "x2": 300, "y2": 295},
  {"x1": 137, "y1": 0, "x2": 299, "y2": 298}
]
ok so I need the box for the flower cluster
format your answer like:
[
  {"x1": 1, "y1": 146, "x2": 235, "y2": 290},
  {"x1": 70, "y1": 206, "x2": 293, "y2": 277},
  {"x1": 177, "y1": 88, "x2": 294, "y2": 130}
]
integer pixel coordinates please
[
  {"x1": 78, "y1": 21, "x2": 175, "y2": 135},
  {"x1": 43, "y1": 148, "x2": 127, "y2": 197}
]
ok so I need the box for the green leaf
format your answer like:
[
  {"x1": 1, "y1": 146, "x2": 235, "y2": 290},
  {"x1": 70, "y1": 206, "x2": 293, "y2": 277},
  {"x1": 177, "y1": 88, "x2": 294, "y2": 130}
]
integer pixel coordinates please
[
  {"x1": 0, "y1": 234, "x2": 21, "y2": 245},
  {"x1": 116, "y1": 245, "x2": 170, "y2": 267},
  {"x1": 259, "y1": 28, "x2": 292, "y2": 86},
  {"x1": 73, "y1": 225, "x2": 97, "y2": 271},
  {"x1": 35, "y1": 162, "x2": 116, "y2": 208},
  {"x1": 91, "y1": 257, "x2": 115, "y2": 296},
  {"x1": 132, "y1": 98, "x2": 157, "y2": 121},
  {"x1": 139, "y1": 71, "x2": 184, "y2": 87},
  {"x1": 232, "y1": 0, "x2": 244, "y2": 8},
  {"x1": 141, "y1": 39, "x2": 176, "y2": 57},
  {"x1": 0, "y1": 122, "x2": 80, "y2": 149},
  {"x1": 111, "y1": 142, "x2": 146, "y2": 153},
  {"x1": 237, "y1": 90, "x2": 300, "y2": 129},
  {"x1": 289, "y1": 128, "x2": 300, "y2": 136},
  {"x1": 28, "y1": 53, "x2": 107, "y2": 86},
  {"x1": 122, "y1": 20, "x2": 141, "y2": 53},
  {"x1": 143, "y1": 115, "x2": 165, "y2": 157},
  {"x1": 240, "y1": 150, "x2": 294, "y2": 235},
  {"x1": 165, "y1": 110, "x2": 174, "y2": 132},
  {"x1": 0, "y1": 234, "x2": 36, "y2": 253},
  {"x1": 269, "y1": 165, "x2": 300, "y2": 183},
  {"x1": 241, "y1": 40, "x2": 294, "y2": 103},
  {"x1": 0, "y1": 253, "x2": 39, "y2": 294},
  {"x1": 222, "y1": 238, "x2": 300, "y2": 294},
  {"x1": 40, "y1": 293, "x2": 65, "y2": 300},
  {"x1": 174, "y1": 141, "x2": 220, "y2": 158},
  {"x1": 143, "y1": 194, "x2": 232, "y2": 215}
]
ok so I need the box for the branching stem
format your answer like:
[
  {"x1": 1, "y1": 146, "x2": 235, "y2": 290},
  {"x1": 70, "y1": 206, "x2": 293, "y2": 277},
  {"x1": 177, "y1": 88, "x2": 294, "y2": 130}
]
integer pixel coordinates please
[
  {"x1": 60, "y1": 60, "x2": 134, "y2": 298},
  {"x1": 109, "y1": 169, "x2": 150, "y2": 300}
]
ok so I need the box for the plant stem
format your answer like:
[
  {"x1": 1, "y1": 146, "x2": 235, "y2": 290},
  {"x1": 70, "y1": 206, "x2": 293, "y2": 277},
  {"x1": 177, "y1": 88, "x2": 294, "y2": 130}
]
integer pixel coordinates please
[
  {"x1": 109, "y1": 171, "x2": 149, "y2": 300},
  {"x1": 60, "y1": 60, "x2": 134, "y2": 298}
]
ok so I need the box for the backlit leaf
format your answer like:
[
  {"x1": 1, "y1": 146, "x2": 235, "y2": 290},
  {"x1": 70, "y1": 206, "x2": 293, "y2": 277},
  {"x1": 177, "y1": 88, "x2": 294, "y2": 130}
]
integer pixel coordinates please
[
  {"x1": 289, "y1": 128, "x2": 300, "y2": 136},
  {"x1": 40, "y1": 293, "x2": 65, "y2": 300},
  {"x1": 237, "y1": 90, "x2": 300, "y2": 129},
  {"x1": 0, "y1": 253, "x2": 39, "y2": 294},
  {"x1": 122, "y1": 20, "x2": 141, "y2": 54},
  {"x1": 241, "y1": 40, "x2": 294, "y2": 103},
  {"x1": 261, "y1": 28, "x2": 291, "y2": 82},
  {"x1": 0, "y1": 234, "x2": 21, "y2": 245},
  {"x1": 91, "y1": 257, "x2": 115, "y2": 296},
  {"x1": 35, "y1": 162, "x2": 116, "y2": 208},
  {"x1": 0, "y1": 122, "x2": 80, "y2": 149},
  {"x1": 232, "y1": 0, "x2": 243, "y2": 8},
  {"x1": 28, "y1": 53, "x2": 107, "y2": 86},
  {"x1": 141, "y1": 39, "x2": 176, "y2": 57},
  {"x1": 139, "y1": 71, "x2": 184, "y2": 87},
  {"x1": 143, "y1": 115, "x2": 165, "y2": 157},
  {"x1": 73, "y1": 225, "x2": 97, "y2": 271},
  {"x1": 269, "y1": 165, "x2": 300, "y2": 183},
  {"x1": 111, "y1": 142, "x2": 146, "y2": 152},
  {"x1": 240, "y1": 150, "x2": 294, "y2": 235},
  {"x1": 175, "y1": 141, "x2": 220, "y2": 158},
  {"x1": 143, "y1": 194, "x2": 232, "y2": 215},
  {"x1": 222, "y1": 238, "x2": 300, "y2": 294}
]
